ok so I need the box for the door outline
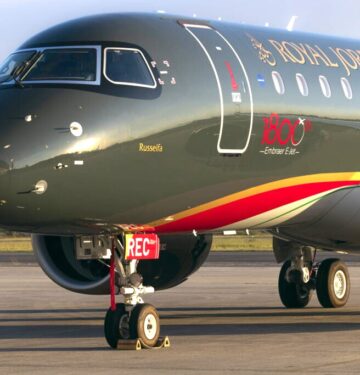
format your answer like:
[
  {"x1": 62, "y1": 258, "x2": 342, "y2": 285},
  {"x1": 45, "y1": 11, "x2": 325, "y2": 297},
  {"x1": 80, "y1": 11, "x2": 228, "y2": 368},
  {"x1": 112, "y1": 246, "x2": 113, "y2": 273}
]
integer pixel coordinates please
[{"x1": 184, "y1": 24, "x2": 254, "y2": 154}]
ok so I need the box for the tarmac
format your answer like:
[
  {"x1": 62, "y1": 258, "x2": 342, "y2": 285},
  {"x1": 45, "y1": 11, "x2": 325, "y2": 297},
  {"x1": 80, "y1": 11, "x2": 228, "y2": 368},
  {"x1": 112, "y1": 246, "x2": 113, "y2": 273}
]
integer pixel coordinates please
[{"x1": 1, "y1": 252, "x2": 360, "y2": 374}]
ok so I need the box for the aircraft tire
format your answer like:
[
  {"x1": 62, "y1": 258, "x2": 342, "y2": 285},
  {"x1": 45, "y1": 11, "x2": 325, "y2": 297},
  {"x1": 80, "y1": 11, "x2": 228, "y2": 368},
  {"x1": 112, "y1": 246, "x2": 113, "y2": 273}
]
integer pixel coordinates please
[
  {"x1": 129, "y1": 303, "x2": 160, "y2": 347},
  {"x1": 316, "y1": 258, "x2": 350, "y2": 308},
  {"x1": 278, "y1": 260, "x2": 312, "y2": 308},
  {"x1": 104, "y1": 303, "x2": 130, "y2": 348}
]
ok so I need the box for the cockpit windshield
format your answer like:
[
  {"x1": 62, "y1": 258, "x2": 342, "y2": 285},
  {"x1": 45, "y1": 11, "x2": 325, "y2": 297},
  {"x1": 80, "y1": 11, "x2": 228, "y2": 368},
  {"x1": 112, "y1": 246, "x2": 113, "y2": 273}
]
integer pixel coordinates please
[
  {"x1": 0, "y1": 51, "x2": 37, "y2": 83},
  {"x1": 104, "y1": 48, "x2": 156, "y2": 88},
  {"x1": 0, "y1": 45, "x2": 156, "y2": 88},
  {"x1": 22, "y1": 48, "x2": 97, "y2": 82}
]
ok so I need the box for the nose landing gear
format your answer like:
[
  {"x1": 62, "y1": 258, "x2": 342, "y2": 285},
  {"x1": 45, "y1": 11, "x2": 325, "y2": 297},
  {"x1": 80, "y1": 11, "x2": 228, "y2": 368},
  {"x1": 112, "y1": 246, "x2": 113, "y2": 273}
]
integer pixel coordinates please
[{"x1": 104, "y1": 236, "x2": 167, "y2": 350}]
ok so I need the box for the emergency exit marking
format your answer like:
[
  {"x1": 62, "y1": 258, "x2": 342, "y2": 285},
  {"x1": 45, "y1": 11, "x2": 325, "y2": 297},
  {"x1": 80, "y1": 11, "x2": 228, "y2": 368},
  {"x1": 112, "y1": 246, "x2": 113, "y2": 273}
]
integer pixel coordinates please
[{"x1": 125, "y1": 234, "x2": 160, "y2": 260}]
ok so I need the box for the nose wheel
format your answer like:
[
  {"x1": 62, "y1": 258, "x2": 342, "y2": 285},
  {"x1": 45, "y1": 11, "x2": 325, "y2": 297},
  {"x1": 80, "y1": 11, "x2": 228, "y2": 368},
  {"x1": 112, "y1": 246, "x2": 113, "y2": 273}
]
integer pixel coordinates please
[
  {"x1": 130, "y1": 303, "x2": 160, "y2": 347},
  {"x1": 104, "y1": 302, "x2": 160, "y2": 348},
  {"x1": 104, "y1": 303, "x2": 130, "y2": 348}
]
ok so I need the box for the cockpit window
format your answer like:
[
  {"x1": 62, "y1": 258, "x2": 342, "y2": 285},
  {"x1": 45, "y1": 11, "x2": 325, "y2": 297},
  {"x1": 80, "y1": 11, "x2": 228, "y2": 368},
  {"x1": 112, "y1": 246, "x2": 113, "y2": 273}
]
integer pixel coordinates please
[
  {"x1": 22, "y1": 48, "x2": 98, "y2": 83},
  {"x1": 0, "y1": 51, "x2": 37, "y2": 83},
  {"x1": 104, "y1": 48, "x2": 156, "y2": 88}
]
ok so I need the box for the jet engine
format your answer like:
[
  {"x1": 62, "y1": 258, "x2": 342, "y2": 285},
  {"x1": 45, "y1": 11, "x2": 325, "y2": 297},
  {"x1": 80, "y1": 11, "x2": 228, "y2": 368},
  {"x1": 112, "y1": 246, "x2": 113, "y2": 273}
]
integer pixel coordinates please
[{"x1": 32, "y1": 233, "x2": 212, "y2": 295}]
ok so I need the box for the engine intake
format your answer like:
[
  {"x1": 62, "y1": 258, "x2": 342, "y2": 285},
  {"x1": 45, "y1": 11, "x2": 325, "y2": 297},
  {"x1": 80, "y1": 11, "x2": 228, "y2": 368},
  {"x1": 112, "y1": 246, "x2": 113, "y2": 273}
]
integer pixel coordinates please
[{"x1": 32, "y1": 233, "x2": 212, "y2": 295}]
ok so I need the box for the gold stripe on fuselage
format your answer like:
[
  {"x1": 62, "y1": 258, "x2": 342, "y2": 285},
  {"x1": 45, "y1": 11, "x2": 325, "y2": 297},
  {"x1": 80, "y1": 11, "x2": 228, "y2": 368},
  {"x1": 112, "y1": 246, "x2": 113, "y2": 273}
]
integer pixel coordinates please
[{"x1": 149, "y1": 172, "x2": 360, "y2": 228}]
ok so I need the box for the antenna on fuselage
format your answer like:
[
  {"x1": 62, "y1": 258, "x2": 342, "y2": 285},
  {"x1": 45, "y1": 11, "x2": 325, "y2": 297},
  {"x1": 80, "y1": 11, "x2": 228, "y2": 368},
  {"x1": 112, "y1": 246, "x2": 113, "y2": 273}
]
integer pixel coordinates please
[{"x1": 287, "y1": 16, "x2": 298, "y2": 31}]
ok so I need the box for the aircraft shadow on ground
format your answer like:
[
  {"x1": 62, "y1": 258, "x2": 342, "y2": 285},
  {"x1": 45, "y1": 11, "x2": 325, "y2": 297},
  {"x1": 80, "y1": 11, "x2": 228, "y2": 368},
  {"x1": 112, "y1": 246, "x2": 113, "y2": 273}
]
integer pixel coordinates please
[
  {"x1": 0, "y1": 306, "x2": 359, "y2": 352},
  {"x1": 0, "y1": 306, "x2": 360, "y2": 352}
]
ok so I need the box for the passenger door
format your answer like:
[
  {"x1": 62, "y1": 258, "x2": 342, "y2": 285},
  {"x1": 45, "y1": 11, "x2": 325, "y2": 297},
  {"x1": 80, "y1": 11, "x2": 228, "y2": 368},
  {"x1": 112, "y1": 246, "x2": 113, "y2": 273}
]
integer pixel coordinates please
[{"x1": 185, "y1": 24, "x2": 253, "y2": 154}]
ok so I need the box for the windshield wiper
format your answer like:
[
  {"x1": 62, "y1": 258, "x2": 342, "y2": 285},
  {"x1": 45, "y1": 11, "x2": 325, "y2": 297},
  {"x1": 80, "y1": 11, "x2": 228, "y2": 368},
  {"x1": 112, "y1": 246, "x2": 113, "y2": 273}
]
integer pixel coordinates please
[
  {"x1": 11, "y1": 65, "x2": 26, "y2": 88},
  {"x1": 10, "y1": 51, "x2": 41, "y2": 88}
]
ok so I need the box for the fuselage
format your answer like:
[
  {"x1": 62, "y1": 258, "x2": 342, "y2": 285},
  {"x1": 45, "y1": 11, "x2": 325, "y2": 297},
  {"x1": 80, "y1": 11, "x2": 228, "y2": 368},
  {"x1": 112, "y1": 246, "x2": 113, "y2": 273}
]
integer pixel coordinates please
[{"x1": 1, "y1": 13, "x2": 360, "y2": 251}]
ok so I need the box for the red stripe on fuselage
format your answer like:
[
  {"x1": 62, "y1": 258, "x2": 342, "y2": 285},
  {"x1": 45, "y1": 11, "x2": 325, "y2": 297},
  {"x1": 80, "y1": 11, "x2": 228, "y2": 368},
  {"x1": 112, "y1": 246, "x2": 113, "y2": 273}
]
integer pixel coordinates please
[{"x1": 154, "y1": 181, "x2": 356, "y2": 232}]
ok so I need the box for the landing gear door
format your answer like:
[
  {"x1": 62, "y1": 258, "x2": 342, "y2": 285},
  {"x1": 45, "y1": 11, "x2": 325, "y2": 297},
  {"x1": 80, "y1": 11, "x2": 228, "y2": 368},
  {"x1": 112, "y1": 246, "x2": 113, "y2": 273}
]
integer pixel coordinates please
[{"x1": 184, "y1": 24, "x2": 253, "y2": 154}]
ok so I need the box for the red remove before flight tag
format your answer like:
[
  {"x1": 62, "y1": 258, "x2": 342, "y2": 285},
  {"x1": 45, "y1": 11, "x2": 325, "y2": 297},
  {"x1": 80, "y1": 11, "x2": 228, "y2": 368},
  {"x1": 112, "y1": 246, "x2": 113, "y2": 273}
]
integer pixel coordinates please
[{"x1": 125, "y1": 234, "x2": 160, "y2": 260}]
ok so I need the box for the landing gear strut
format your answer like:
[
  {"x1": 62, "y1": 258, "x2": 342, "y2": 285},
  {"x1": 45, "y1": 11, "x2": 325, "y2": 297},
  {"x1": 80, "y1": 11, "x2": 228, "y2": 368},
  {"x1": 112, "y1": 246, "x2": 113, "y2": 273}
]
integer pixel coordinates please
[
  {"x1": 104, "y1": 236, "x2": 161, "y2": 349},
  {"x1": 278, "y1": 246, "x2": 350, "y2": 309}
]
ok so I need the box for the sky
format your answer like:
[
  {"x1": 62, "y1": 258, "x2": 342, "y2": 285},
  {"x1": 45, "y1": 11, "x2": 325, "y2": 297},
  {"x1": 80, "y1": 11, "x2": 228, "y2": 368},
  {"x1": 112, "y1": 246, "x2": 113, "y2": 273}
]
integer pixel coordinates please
[{"x1": 0, "y1": 0, "x2": 359, "y2": 61}]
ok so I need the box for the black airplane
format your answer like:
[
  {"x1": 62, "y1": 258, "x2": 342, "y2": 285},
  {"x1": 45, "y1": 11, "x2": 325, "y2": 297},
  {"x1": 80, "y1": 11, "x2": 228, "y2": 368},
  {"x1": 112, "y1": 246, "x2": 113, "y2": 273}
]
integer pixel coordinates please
[{"x1": 0, "y1": 12, "x2": 359, "y2": 348}]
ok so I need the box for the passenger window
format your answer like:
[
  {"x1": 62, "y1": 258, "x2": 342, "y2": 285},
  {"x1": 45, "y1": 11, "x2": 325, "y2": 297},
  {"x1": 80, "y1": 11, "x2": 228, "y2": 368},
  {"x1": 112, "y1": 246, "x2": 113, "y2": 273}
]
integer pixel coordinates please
[
  {"x1": 104, "y1": 48, "x2": 156, "y2": 88},
  {"x1": 23, "y1": 48, "x2": 98, "y2": 82},
  {"x1": 319, "y1": 75, "x2": 331, "y2": 98},
  {"x1": 296, "y1": 73, "x2": 308, "y2": 96},
  {"x1": 272, "y1": 71, "x2": 285, "y2": 95},
  {"x1": 341, "y1": 77, "x2": 353, "y2": 100}
]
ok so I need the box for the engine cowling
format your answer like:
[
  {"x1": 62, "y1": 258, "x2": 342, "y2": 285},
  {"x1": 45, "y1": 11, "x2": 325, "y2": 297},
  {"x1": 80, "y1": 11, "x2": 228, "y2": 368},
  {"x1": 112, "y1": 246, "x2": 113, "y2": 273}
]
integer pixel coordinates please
[{"x1": 32, "y1": 233, "x2": 212, "y2": 294}]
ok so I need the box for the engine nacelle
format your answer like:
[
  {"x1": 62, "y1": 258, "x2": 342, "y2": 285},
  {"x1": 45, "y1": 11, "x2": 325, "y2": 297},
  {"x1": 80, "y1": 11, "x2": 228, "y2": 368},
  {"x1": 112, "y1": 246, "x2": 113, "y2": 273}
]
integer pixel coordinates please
[{"x1": 32, "y1": 233, "x2": 212, "y2": 294}]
